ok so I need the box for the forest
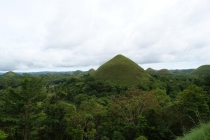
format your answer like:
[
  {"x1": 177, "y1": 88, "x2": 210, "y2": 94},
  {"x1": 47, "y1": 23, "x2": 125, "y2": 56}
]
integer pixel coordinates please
[
  {"x1": 0, "y1": 71, "x2": 210, "y2": 140},
  {"x1": 0, "y1": 55, "x2": 210, "y2": 140}
]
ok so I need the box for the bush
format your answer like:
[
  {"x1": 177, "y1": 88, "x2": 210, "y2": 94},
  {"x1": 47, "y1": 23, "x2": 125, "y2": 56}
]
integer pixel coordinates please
[{"x1": 0, "y1": 130, "x2": 8, "y2": 140}]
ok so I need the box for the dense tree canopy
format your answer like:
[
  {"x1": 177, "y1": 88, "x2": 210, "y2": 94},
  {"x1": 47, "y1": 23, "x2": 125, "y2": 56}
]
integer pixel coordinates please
[{"x1": 0, "y1": 72, "x2": 209, "y2": 140}]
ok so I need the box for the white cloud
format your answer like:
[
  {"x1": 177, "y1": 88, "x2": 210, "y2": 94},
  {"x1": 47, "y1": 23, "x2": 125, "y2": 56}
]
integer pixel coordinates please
[{"x1": 0, "y1": 0, "x2": 210, "y2": 71}]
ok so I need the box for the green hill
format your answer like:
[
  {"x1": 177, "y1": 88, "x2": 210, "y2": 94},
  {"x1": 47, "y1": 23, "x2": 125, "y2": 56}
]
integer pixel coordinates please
[
  {"x1": 86, "y1": 68, "x2": 95, "y2": 75},
  {"x1": 94, "y1": 54, "x2": 151, "y2": 85},
  {"x1": 146, "y1": 68, "x2": 172, "y2": 75},
  {"x1": 3, "y1": 71, "x2": 19, "y2": 77},
  {"x1": 156, "y1": 69, "x2": 173, "y2": 75},
  {"x1": 191, "y1": 65, "x2": 210, "y2": 75},
  {"x1": 146, "y1": 68, "x2": 157, "y2": 74}
]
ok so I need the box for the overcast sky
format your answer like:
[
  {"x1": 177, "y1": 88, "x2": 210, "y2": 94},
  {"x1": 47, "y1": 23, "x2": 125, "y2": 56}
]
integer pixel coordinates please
[{"x1": 0, "y1": 0, "x2": 210, "y2": 72}]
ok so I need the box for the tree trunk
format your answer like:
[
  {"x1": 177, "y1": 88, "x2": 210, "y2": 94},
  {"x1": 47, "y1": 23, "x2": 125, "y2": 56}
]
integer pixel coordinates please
[{"x1": 24, "y1": 126, "x2": 27, "y2": 140}]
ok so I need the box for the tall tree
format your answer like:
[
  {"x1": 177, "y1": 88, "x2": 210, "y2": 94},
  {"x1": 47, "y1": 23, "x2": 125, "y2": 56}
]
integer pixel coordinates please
[
  {"x1": 177, "y1": 85, "x2": 210, "y2": 130},
  {"x1": 40, "y1": 91, "x2": 68, "y2": 140},
  {"x1": 0, "y1": 77, "x2": 47, "y2": 140}
]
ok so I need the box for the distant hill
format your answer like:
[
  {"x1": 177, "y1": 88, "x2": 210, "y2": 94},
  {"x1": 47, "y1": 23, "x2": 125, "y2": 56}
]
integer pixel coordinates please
[
  {"x1": 3, "y1": 71, "x2": 20, "y2": 77},
  {"x1": 191, "y1": 65, "x2": 210, "y2": 75},
  {"x1": 146, "y1": 68, "x2": 172, "y2": 75},
  {"x1": 146, "y1": 68, "x2": 157, "y2": 74},
  {"x1": 156, "y1": 69, "x2": 173, "y2": 75},
  {"x1": 73, "y1": 70, "x2": 84, "y2": 75},
  {"x1": 94, "y1": 54, "x2": 151, "y2": 85},
  {"x1": 86, "y1": 68, "x2": 95, "y2": 75}
]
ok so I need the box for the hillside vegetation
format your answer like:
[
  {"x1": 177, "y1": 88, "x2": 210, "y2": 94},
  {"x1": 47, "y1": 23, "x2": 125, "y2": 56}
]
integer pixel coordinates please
[
  {"x1": 177, "y1": 123, "x2": 210, "y2": 140},
  {"x1": 1, "y1": 55, "x2": 210, "y2": 140},
  {"x1": 94, "y1": 54, "x2": 151, "y2": 85},
  {"x1": 191, "y1": 65, "x2": 210, "y2": 75},
  {"x1": 0, "y1": 68, "x2": 210, "y2": 140}
]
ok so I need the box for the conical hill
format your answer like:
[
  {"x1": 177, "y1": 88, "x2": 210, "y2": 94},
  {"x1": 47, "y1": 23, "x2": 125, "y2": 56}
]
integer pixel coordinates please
[
  {"x1": 3, "y1": 71, "x2": 19, "y2": 77},
  {"x1": 87, "y1": 68, "x2": 95, "y2": 75},
  {"x1": 156, "y1": 69, "x2": 173, "y2": 75},
  {"x1": 191, "y1": 65, "x2": 210, "y2": 75},
  {"x1": 94, "y1": 54, "x2": 151, "y2": 85},
  {"x1": 146, "y1": 68, "x2": 157, "y2": 74}
]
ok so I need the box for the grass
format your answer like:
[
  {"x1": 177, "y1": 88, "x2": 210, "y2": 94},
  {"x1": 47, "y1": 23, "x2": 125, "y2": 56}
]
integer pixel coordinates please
[
  {"x1": 176, "y1": 123, "x2": 210, "y2": 140},
  {"x1": 94, "y1": 54, "x2": 151, "y2": 85}
]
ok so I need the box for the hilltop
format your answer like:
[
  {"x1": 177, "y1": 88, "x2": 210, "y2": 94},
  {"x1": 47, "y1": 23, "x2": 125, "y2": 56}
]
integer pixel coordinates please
[
  {"x1": 86, "y1": 68, "x2": 95, "y2": 75},
  {"x1": 156, "y1": 69, "x2": 173, "y2": 75},
  {"x1": 191, "y1": 65, "x2": 210, "y2": 75},
  {"x1": 146, "y1": 68, "x2": 172, "y2": 75},
  {"x1": 3, "y1": 71, "x2": 19, "y2": 77},
  {"x1": 146, "y1": 68, "x2": 157, "y2": 74},
  {"x1": 94, "y1": 54, "x2": 151, "y2": 85}
]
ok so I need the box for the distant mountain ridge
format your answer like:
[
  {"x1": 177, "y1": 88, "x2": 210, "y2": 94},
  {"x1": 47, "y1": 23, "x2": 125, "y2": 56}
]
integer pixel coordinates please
[{"x1": 170, "y1": 69, "x2": 194, "y2": 74}]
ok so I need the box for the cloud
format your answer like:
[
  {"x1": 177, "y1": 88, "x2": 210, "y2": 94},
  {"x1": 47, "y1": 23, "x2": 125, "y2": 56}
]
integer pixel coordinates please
[{"x1": 0, "y1": 0, "x2": 210, "y2": 71}]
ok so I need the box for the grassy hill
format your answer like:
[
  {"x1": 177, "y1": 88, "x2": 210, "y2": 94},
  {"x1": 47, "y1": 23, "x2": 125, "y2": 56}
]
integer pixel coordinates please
[
  {"x1": 156, "y1": 69, "x2": 173, "y2": 75},
  {"x1": 191, "y1": 65, "x2": 210, "y2": 75},
  {"x1": 146, "y1": 68, "x2": 157, "y2": 74},
  {"x1": 146, "y1": 68, "x2": 172, "y2": 75},
  {"x1": 94, "y1": 54, "x2": 151, "y2": 85},
  {"x1": 86, "y1": 68, "x2": 95, "y2": 75},
  {"x1": 3, "y1": 71, "x2": 19, "y2": 77}
]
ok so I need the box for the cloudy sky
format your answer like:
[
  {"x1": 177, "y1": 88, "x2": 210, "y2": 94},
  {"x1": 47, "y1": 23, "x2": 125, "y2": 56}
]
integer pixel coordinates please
[{"x1": 0, "y1": 0, "x2": 210, "y2": 72}]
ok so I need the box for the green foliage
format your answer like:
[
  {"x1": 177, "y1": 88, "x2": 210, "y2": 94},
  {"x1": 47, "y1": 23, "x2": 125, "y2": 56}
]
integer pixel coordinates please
[
  {"x1": 171, "y1": 85, "x2": 210, "y2": 133},
  {"x1": 70, "y1": 125, "x2": 84, "y2": 140},
  {"x1": 112, "y1": 131, "x2": 125, "y2": 140},
  {"x1": 94, "y1": 54, "x2": 151, "y2": 85},
  {"x1": 136, "y1": 136, "x2": 148, "y2": 140},
  {"x1": 154, "y1": 88, "x2": 171, "y2": 107},
  {"x1": 191, "y1": 65, "x2": 210, "y2": 75},
  {"x1": 0, "y1": 130, "x2": 8, "y2": 140},
  {"x1": 101, "y1": 136, "x2": 110, "y2": 140},
  {"x1": 0, "y1": 77, "x2": 47, "y2": 139},
  {"x1": 177, "y1": 123, "x2": 210, "y2": 140},
  {"x1": 0, "y1": 65, "x2": 210, "y2": 140},
  {"x1": 39, "y1": 91, "x2": 68, "y2": 139}
]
